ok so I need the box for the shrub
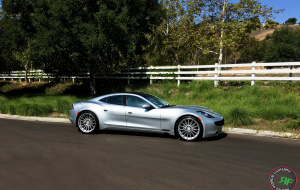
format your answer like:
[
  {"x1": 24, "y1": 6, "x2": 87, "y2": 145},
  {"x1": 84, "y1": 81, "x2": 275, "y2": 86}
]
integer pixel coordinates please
[
  {"x1": 228, "y1": 107, "x2": 254, "y2": 125},
  {"x1": 15, "y1": 103, "x2": 53, "y2": 116},
  {"x1": 55, "y1": 99, "x2": 73, "y2": 115},
  {"x1": 286, "y1": 119, "x2": 300, "y2": 130}
]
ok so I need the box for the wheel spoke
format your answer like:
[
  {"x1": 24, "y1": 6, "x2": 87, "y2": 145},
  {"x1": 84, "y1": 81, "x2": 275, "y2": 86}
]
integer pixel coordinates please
[
  {"x1": 78, "y1": 113, "x2": 97, "y2": 133},
  {"x1": 178, "y1": 117, "x2": 201, "y2": 140}
]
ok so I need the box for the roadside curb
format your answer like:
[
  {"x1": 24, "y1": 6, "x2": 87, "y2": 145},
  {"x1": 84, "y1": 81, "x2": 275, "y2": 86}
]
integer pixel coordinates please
[
  {"x1": 0, "y1": 114, "x2": 69, "y2": 123},
  {"x1": 0, "y1": 114, "x2": 299, "y2": 139},
  {"x1": 223, "y1": 127, "x2": 299, "y2": 139}
]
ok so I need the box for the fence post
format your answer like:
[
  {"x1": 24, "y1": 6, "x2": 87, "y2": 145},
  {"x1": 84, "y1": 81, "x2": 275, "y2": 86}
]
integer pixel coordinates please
[
  {"x1": 214, "y1": 63, "x2": 218, "y2": 87},
  {"x1": 150, "y1": 65, "x2": 153, "y2": 85},
  {"x1": 177, "y1": 64, "x2": 180, "y2": 86},
  {"x1": 289, "y1": 65, "x2": 294, "y2": 82},
  {"x1": 127, "y1": 68, "x2": 130, "y2": 85},
  {"x1": 251, "y1": 61, "x2": 256, "y2": 86}
]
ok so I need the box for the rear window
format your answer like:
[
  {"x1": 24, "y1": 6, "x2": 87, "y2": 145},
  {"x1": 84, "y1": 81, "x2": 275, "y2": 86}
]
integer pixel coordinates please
[{"x1": 100, "y1": 95, "x2": 123, "y2": 105}]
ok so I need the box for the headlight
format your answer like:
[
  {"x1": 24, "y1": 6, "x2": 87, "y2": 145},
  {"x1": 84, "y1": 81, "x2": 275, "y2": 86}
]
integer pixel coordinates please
[{"x1": 197, "y1": 111, "x2": 215, "y2": 118}]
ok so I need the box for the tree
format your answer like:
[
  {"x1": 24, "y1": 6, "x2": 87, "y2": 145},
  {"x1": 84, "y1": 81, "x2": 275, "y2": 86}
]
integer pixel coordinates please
[
  {"x1": 145, "y1": 0, "x2": 186, "y2": 66},
  {"x1": 31, "y1": 0, "x2": 163, "y2": 94},
  {"x1": 285, "y1": 17, "x2": 297, "y2": 25},
  {"x1": 1, "y1": 0, "x2": 36, "y2": 82},
  {"x1": 1, "y1": 0, "x2": 163, "y2": 94},
  {"x1": 239, "y1": 36, "x2": 265, "y2": 63},
  {"x1": 188, "y1": 0, "x2": 281, "y2": 66},
  {"x1": 263, "y1": 26, "x2": 300, "y2": 62},
  {"x1": 147, "y1": 0, "x2": 282, "y2": 67},
  {"x1": 264, "y1": 19, "x2": 279, "y2": 29}
]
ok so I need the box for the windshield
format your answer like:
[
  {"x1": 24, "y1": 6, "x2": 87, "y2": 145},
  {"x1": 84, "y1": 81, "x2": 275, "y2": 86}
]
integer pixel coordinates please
[{"x1": 140, "y1": 94, "x2": 172, "y2": 108}]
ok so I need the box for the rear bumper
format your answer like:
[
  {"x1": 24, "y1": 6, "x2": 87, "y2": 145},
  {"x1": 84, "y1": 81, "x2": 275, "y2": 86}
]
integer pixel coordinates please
[{"x1": 69, "y1": 109, "x2": 77, "y2": 126}]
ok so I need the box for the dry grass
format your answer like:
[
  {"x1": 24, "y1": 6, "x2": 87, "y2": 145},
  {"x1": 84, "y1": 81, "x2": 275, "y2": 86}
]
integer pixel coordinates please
[{"x1": 250, "y1": 24, "x2": 300, "y2": 41}]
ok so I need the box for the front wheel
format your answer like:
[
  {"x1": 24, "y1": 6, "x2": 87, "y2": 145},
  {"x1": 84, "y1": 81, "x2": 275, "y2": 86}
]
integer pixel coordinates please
[
  {"x1": 77, "y1": 111, "x2": 99, "y2": 134},
  {"x1": 175, "y1": 116, "x2": 203, "y2": 141}
]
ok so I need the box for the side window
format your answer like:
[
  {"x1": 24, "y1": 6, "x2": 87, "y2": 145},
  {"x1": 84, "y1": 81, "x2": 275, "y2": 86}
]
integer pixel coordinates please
[
  {"x1": 102, "y1": 95, "x2": 123, "y2": 105},
  {"x1": 126, "y1": 96, "x2": 148, "y2": 108},
  {"x1": 99, "y1": 97, "x2": 107, "y2": 103}
]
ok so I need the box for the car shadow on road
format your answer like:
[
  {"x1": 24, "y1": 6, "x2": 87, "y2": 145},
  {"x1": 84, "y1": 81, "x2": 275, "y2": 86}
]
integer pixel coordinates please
[
  {"x1": 93, "y1": 130, "x2": 227, "y2": 142},
  {"x1": 98, "y1": 130, "x2": 176, "y2": 139},
  {"x1": 203, "y1": 132, "x2": 228, "y2": 141}
]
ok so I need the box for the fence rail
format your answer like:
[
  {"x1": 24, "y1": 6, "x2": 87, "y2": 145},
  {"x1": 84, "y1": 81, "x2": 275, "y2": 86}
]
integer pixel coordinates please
[{"x1": 1, "y1": 61, "x2": 300, "y2": 87}]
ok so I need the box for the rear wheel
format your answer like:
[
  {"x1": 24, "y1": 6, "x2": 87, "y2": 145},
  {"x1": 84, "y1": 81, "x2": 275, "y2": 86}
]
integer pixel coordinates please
[
  {"x1": 77, "y1": 111, "x2": 99, "y2": 134},
  {"x1": 176, "y1": 116, "x2": 202, "y2": 141}
]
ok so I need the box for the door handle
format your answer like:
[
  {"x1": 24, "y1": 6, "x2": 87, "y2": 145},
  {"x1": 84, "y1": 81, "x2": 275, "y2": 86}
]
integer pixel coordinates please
[
  {"x1": 104, "y1": 110, "x2": 108, "y2": 112},
  {"x1": 128, "y1": 112, "x2": 132, "y2": 114}
]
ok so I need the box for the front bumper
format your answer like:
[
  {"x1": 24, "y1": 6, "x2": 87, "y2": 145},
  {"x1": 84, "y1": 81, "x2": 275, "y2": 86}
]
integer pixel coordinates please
[{"x1": 203, "y1": 118, "x2": 224, "y2": 138}]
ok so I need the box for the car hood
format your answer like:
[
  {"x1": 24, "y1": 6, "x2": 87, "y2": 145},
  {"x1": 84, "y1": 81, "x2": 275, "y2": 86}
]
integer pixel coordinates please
[
  {"x1": 164, "y1": 105, "x2": 222, "y2": 118},
  {"x1": 167, "y1": 105, "x2": 213, "y2": 112}
]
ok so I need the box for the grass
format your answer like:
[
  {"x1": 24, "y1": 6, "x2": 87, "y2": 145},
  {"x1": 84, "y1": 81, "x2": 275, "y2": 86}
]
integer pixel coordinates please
[
  {"x1": 125, "y1": 80, "x2": 300, "y2": 134},
  {"x1": 0, "y1": 94, "x2": 81, "y2": 117},
  {"x1": 0, "y1": 80, "x2": 300, "y2": 135}
]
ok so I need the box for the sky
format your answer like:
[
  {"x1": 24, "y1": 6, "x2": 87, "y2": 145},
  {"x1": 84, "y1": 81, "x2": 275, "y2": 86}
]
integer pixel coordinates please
[
  {"x1": 0, "y1": 0, "x2": 299, "y2": 24},
  {"x1": 258, "y1": 0, "x2": 300, "y2": 24}
]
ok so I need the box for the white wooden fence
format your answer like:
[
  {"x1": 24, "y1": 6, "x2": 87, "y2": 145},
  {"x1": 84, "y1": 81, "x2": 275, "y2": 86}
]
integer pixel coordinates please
[
  {"x1": 1, "y1": 62, "x2": 300, "y2": 87},
  {"x1": 120, "y1": 61, "x2": 300, "y2": 87}
]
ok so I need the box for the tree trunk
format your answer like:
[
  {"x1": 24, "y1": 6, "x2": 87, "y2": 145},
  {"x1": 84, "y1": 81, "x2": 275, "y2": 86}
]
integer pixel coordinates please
[
  {"x1": 217, "y1": 0, "x2": 227, "y2": 79},
  {"x1": 218, "y1": 0, "x2": 226, "y2": 66},
  {"x1": 173, "y1": 49, "x2": 180, "y2": 65},
  {"x1": 193, "y1": 49, "x2": 199, "y2": 65},
  {"x1": 25, "y1": 60, "x2": 29, "y2": 83},
  {"x1": 89, "y1": 73, "x2": 97, "y2": 96}
]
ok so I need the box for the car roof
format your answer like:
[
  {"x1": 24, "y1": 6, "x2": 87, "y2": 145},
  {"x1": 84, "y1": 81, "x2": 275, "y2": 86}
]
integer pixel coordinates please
[
  {"x1": 91, "y1": 92, "x2": 153, "y2": 100},
  {"x1": 108, "y1": 92, "x2": 152, "y2": 96}
]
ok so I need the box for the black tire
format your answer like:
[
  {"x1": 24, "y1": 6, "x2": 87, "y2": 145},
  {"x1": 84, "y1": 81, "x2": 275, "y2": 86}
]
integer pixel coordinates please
[
  {"x1": 175, "y1": 116, "x2": 203, "y2": 141},
  {"x1": 76, "y1": 111, "x2": 99, "y2": 134}
]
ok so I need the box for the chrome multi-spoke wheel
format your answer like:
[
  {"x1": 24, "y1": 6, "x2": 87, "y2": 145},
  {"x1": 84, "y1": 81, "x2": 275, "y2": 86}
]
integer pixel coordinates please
[
  {"x1": 176, "y1": 116, "x2": 202, "y2": 141},
  {"x1": 77, "y1": 111, "x2": 98, "y2": 134}
]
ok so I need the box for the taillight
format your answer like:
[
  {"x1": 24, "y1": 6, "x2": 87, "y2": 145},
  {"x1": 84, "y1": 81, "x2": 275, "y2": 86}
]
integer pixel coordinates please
[{"x1": 72, "y1": 104, "x2": 74, "y2": 109}]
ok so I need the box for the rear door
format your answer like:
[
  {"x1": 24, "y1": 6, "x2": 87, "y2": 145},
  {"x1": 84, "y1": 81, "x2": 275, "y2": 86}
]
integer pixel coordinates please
[
  {"x1": 125, "y1": 95, "x2": 161, "y2": 130},
  {"x1": 99, "y1": 95, "x2": 126, "y2": 127}
]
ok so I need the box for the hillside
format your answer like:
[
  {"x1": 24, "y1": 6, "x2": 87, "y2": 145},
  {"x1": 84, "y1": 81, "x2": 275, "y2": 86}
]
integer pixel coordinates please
[{"x1": 250, "y1": 24, "x2": 300, "y2": 41}]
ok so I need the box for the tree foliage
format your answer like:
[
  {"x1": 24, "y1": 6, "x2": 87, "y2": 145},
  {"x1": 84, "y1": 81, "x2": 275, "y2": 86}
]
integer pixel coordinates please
[
  {"x1": 0, "y1": 0, "x2": 288, "y2": 85},
  {"x1": 263, "y1": 26, "x2": 300, "y2": 62},
  {"x1": 285, "y1": 17, "x2": 297, "y2": 25},
  {"x1": 0, "y1": 0, "x2": 33, "y2": 74},
  {"x1": 145, "y1": 0, "x2": 281, "y2": 66},
  {"x1": 0, "y1": 0, "x2": 163, "y2": 93}
]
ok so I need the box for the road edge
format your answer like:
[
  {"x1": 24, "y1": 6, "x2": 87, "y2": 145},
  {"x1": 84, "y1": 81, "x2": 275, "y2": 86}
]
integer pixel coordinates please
[
  {"x1": 0, "y1": 114, "x2": 70, "y2": 123},
  {"x1": 0, "y1": 114, "x2": 299, "y2": 139},
  {"x1": 223, "y1": 127, "x2": 299, "y2": 139}
]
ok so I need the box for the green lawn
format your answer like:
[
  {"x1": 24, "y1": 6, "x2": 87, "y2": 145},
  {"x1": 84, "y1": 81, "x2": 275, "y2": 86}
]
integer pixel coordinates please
[{"x1": 1, "y1": 80, "x2": 300, "y2": 135}]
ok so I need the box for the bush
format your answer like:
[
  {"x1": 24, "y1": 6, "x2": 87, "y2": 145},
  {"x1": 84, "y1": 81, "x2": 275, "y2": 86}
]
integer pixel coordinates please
[
  {"x1": 55, "y1": 99, "x2": 73, "y2": 115},
  {"x1": 286, "y1": 119, "x2": 300, "y2": 130},
  {"x1": 228, "y1": 107, "x2": 254, "y2": 125},
  {"x1": 15, "y1": 103, "x2": 53, "y2": 116}
]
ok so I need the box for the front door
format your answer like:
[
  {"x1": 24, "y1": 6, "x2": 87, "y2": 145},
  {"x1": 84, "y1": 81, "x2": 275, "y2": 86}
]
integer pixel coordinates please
[{"x1": 125, "y1": 95, "x2": 161, "y2": 130}]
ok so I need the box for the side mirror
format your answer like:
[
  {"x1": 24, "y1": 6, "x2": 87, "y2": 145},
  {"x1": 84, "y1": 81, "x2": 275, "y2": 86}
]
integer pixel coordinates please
[{"x1": 142, "y1": 103, "x2": 151, "y2": 109}]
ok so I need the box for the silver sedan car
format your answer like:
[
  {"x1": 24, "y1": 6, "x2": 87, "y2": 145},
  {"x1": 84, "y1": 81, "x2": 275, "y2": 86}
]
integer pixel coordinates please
[{"x1": 69, "y1": 92, "x2": 224, "y2": 141}]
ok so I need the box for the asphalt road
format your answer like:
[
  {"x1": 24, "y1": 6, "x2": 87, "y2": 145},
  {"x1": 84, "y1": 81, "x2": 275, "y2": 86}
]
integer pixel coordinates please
[{"x1": 0, "y1": 118, "x2": 299, "y2": 190}]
